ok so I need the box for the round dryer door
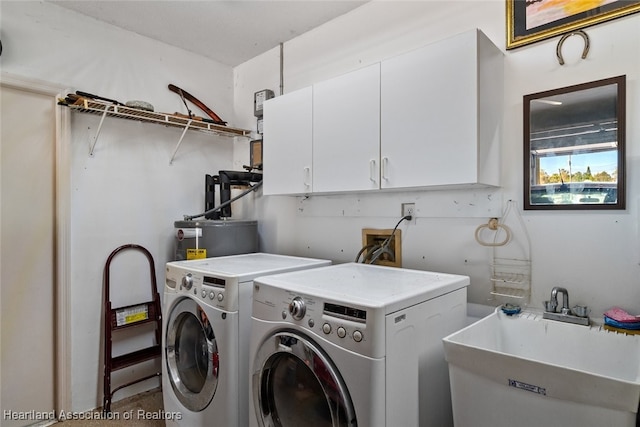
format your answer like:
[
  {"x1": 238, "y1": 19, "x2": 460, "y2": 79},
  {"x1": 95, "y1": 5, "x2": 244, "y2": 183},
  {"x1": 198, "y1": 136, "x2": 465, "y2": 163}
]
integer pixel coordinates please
[
  {"x1": 165, "y1": 298, "x2": 219, "y2": 412},
  {"x1": 252, "y1": 331, "x2": 357, "y2": 427}
]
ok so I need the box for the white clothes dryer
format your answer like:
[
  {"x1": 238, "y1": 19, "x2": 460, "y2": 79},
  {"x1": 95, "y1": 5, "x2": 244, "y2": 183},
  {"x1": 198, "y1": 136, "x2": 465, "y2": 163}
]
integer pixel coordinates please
[
  {"x1": 162, "y1": 253, "x2": 331, "y2": 427},
  {"x1": 249, "y1": 262, "x2": 469, "y2": 427}
]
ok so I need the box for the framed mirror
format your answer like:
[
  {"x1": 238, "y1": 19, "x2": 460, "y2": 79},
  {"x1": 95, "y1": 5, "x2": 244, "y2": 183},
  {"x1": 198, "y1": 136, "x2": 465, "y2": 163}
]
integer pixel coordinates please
[{"x1": 524, "y1": 75, "x2": 626, "y2": 210}]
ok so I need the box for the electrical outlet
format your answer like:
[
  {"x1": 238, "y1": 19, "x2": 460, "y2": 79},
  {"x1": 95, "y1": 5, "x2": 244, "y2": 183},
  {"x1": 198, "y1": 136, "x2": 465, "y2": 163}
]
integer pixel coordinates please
[{"x1": 401, "y1": 203, "x2": 416, "y2": 223}]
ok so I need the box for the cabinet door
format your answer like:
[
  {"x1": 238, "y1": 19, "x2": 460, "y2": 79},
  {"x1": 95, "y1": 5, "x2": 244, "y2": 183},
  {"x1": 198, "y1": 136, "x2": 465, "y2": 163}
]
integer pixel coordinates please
[
  {"x1": 263, "y1": 86, "x2": 313, "y2": 195},
  {"x1": 313, "y1": 63, "x2": 380, "y2": 193},
  {"x1": 381, "y1": 30, "x2": 478, "y2": 189}
]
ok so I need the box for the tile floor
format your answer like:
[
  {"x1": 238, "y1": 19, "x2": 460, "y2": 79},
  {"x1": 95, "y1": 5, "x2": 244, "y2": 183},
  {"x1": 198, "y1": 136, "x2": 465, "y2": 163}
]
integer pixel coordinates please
[{"x1": 54, "y1": 388, "x2": 164, "y2": 426}]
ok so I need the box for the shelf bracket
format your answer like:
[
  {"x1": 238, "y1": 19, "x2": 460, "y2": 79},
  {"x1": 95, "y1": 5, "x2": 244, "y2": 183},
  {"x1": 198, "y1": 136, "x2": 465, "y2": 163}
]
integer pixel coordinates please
[
  {"x1": 88, "y1": 105, "x2": 110, "y2": 156},
  {"x1": 169, "y1": 119, "x2": 193, "y2": 164}
]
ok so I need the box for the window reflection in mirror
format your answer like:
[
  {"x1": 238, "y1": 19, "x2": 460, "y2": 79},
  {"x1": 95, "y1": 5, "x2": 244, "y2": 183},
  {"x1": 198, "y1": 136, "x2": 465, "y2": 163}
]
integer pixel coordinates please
[{"x1": 524, "y1": 75, "x2": 626, "y2": 210}]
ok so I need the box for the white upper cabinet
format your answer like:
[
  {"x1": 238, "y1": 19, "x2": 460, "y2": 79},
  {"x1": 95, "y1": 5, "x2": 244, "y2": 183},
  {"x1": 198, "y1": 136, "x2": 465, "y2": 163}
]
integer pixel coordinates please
[
  {"x1": 262, "y1": 29, "x2": 503, "y2": 196},
  {"x1": 380, "y1": 29, "x2": 503, "y2": 189},
  {"x1": 263, "y1": 86, "x2": 313, "y2": 195},
  {"x1": 313, "y1": 63, "x2": 381, "y2": 193},
  {"x1": 381, "y1": 30, "x2": 503, "y2": 188}
]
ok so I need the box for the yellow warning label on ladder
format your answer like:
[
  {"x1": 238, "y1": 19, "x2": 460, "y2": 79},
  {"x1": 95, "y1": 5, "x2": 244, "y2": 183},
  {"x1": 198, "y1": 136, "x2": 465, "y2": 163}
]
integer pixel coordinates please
[{"x1": 115, "y1": 304, "x2": 149, "y2": 326}]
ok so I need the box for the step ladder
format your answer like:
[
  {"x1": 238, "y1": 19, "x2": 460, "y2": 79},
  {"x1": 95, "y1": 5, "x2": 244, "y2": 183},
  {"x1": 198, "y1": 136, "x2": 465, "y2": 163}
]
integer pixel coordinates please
[{"x1": 102, "y1": 244, "x2": 162, "y2": 413}]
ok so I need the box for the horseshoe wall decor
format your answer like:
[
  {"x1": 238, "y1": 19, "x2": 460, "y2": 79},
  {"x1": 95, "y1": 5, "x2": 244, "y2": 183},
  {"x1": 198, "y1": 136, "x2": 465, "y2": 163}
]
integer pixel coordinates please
[{"x1": 556, "y1": 30, "x2": 590, "y2": 65}]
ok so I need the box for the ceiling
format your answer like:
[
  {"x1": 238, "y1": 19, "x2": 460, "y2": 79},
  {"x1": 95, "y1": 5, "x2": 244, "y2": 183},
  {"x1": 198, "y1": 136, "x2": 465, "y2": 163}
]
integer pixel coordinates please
[{"x1": 48, "y1": 0, "x2": 367, "y2": 67}]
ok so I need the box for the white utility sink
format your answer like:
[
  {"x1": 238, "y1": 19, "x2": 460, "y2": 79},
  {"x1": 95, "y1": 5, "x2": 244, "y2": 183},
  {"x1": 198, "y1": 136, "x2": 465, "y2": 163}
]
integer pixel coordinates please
[{"x1": 443, "y1": 309, "x2": 640, "y2": 427}]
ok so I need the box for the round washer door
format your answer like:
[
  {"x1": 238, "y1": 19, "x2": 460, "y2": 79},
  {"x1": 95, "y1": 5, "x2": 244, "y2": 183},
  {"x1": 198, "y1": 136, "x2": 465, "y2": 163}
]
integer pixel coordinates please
[
  {"x1": 165, "y1": 297, "x2": 219, "y2": 412},
  {"x1": 252, "y1": 331, "x2": 357, "y2": 427}
]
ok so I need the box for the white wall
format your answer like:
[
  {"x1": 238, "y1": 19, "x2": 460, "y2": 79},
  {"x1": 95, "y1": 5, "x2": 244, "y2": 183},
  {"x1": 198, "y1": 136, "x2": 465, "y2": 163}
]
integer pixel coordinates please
[
  {"x1": 235, "y1": 1, "x2": 640, "y2": 315},
  {"x1": 1, "y1": 1, "x2": 247, "y2": 412},
  {"x1": 2, "y1": 0, "x2": 639, "y2": 414}
]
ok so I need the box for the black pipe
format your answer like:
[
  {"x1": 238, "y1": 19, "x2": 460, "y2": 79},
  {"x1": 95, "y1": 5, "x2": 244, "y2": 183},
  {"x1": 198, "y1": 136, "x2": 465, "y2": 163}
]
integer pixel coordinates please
[
  {"x1": 185, "y1": 181, "x2": 262, "y2": 221},
  {"x1": 204, "y1": 174, "x2": 220, "y2": 220},
  {"x1": 217, "y1": 171, "x2": 263, "y2": 218}
]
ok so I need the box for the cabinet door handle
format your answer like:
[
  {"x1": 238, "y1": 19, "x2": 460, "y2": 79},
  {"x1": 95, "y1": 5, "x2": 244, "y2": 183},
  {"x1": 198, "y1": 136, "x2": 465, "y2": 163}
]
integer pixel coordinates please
[
  {"x1": 303, "y1": 166, "x2": 311, "y2": 188},
  {"x1": 369, "y1": 159, "x2": 377, "y2": 183},
  {"x1": 382, "y1": 157, "x2": 389, "y2": 181}
]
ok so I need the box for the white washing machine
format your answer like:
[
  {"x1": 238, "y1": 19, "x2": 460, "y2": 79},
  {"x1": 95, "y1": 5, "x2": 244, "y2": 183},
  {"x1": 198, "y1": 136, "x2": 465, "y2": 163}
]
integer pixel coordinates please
[
  {"x1": 162, "y1": 253, "x2": 331, "y2": 427},
  {"x1": 249, "y1": 262, "x2": 469, "y2": 427}
]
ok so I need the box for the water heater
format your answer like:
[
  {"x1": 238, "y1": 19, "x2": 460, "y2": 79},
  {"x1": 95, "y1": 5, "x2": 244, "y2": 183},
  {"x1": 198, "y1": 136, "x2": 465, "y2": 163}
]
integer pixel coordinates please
[{"x1": 173, "y1": 219, "x2": 258, "y2": 261}]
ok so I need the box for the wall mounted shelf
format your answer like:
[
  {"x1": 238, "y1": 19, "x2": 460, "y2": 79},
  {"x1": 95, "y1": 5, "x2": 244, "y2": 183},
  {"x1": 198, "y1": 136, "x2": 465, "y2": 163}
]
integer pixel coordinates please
[{"x1": 60, "y1": 96, "x2": 251, "y2": 164}]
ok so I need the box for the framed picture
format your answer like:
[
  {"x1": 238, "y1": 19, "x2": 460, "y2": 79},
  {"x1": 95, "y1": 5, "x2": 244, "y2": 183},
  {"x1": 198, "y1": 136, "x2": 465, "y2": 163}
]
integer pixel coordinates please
[{"x1": 507, "y1": 0, "x2": 640, "y2": 49}]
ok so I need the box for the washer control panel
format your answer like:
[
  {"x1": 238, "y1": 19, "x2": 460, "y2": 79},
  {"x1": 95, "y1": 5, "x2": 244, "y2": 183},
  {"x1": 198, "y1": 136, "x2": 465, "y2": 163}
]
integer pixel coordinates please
[
  {"x1": 199, "y1": 275, "x2": 226, "y2": 303},
  {"x1": 252, "y1": 282, "x2": 385, "y2": 357},
  {"x1": 165, "y1": 264, "x2": 236, "y2": 311},
  {"x1": 280, "y1": 291, "x2": 369, "y2": 353}
]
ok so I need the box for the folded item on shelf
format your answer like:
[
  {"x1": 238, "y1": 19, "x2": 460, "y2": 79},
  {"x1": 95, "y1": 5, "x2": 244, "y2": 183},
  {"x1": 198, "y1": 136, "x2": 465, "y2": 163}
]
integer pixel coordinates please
[
  {"x1": 604, "y1": 307, "x2": 640, "y2": 323},
  {"x1": 604, "y1": 316, "x2": 640, "y2": 330},
  {"x1": 603, "y1": 324, "x2": 640, "y2": 336}
]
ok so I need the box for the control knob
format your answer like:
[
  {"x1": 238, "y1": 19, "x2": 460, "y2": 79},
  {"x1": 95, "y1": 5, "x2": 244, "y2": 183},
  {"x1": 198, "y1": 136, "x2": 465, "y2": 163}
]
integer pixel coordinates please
[
  {"x1": 182, "y1": 273, "x2": 193, "y2": 290},
  {"x1": 289, "y1": 297, "x2": 306, "y2": 320}
]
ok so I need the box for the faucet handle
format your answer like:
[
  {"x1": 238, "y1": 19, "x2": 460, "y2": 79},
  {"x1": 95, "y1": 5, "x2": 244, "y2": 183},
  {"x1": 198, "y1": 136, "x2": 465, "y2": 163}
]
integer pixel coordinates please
[
  {"x1": 544, "y1": 300, "x2": 558, "y2": 313},
  {"x1": 571, "y1": 305, "x2": 591, "y2": 318}
]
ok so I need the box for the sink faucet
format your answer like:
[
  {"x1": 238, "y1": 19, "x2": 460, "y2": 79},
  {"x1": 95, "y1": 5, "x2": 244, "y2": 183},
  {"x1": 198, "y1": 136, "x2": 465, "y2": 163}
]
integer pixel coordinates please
[
  {"x1": 550, "y1": 286, "x2": 570, "y2": 314},
  {"x1": 543, "y1": 286, "x2": 590, "y2": 326}
]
